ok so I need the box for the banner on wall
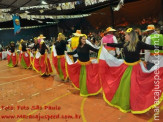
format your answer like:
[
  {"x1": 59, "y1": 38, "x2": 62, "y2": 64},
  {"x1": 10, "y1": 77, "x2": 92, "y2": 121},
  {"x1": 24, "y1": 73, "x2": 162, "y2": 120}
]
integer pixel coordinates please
[{"x1": 12, "y1": 15, "x2": 21, "y2": 34}]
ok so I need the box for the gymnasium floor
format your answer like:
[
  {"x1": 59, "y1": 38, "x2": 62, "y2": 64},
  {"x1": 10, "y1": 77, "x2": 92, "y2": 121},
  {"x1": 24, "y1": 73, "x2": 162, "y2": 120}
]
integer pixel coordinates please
[{"x1": 0, "y1": 60, "x2": 162, "y2": 122}]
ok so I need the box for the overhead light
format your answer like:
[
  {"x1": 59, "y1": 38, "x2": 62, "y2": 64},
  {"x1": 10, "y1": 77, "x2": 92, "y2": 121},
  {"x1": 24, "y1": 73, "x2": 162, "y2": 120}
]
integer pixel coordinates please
[
  {"x1": 38, "y1": 20, "x2": 43, "y2": 23},
  {"x1": 40, "y1": 10, "x2": 44, "y2": 13},
  {"x1": 46, "y1": 22, "x2": 57, "y2": 24},
  {"x1": 41, "y1": 1, "x2": 47, "y2": 5},
  {"x1": 25, "y1": 11, "x2": 30, "y2": 13}
]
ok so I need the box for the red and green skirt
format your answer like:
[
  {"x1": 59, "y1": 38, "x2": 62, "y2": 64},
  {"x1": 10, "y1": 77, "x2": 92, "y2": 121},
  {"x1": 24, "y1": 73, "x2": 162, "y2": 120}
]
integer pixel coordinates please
[
  {"x1": 33, "y1": 52, "x2": 53, "y2": 75},
  {"x1": 7, "y1": 52, "x2": 18, "y2": 67},
  {"x1": 67, "y1": 59, "x2": 102, "y2": 97},
  {"x1": 19, "y1": 52, "x2": 31, "y2": 69},
  {"x1": 52, "y1": 54, "x2": 68, "y2": 81},
  {"x1": 99, "y1": 46, "x2": 163, "y2": 114}
]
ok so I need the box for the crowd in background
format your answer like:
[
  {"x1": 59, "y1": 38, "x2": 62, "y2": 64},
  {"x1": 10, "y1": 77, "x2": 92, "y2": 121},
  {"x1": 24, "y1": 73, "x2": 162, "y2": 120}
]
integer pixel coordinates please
[{"x1": 0, "y1": 25, "x2": 163, "y2": 61}]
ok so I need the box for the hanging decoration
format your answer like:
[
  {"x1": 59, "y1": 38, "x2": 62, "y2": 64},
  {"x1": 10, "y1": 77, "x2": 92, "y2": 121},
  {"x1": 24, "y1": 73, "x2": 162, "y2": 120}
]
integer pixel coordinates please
[
  {"x1": 0, "y1": 9, "x2": 11, "y2": 13},
  {"x1": 20, "y1": 2, "x2": 76, "y2": 11},
  {"x1": 85, "y1": 0, "x2": 108, "y2": 6},
  {"x1": 112, "y1": 0, "x2": 124, "y2": 11},
  {"x1": 20, "y1": 5, "x2": 50, "y2": 10},
  {"x1": 0, "y1": 13, "x2": 12, "y2": 22},
  {"x1": 0, "y1": 24, "x2": 58, "y2": 30},
  {"x1": 20, "y1": 14, "x2": 91, "y2": 20},
  {"x1": 0, "y1": 13, "x2": 91, "y2": 23},
  {"x1": 0, "y1": 9, "x2": 12, "y2": 22},
  {"x1": 12, "y1": 15, "x2": 21, "y2": 34},
  {"x1": 0, "y1": 1, "x2": 91, "y2": 23}
]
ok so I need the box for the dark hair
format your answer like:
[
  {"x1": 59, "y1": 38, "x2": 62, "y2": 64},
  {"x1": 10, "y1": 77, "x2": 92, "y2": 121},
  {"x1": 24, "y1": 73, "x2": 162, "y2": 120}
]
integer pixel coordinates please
[
  {"x1": 160, "y1": 30, "x2": 163, "y2": 34},
  {"x1": 41, "y1": 42, "x2": 46, "y2": 49},
  {"x1": 160, "y1": 26, "x2": 163, "y2": 34},
  {"x1": 10, "y1": 42, "x2": 15, "y2": 47},
  {"x1": 21, "y1": 42, "x2": 26, "y2": 46},
  {"x1": 78, "y1": 36, "x2": 85, "y2": 47}
]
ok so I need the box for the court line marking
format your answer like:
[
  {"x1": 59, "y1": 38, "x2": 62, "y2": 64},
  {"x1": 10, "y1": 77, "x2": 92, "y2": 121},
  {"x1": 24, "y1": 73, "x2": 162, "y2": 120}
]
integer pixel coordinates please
[
  {"x1": 0, "y1": 74, "x2": 37, "y2": 78},
  {"x1": 45, "y1": 88, "x2": 53, "y2": 91},
  {"x1": 1, "y1": 87, "x2": 57, "y2": 110},
  {"x1": 81, "y1": 98, "x2": 87, "y2": 122},
  {"x1": 31, "y1": 93, "x2": 40, "y2": 97},
  {"x1": 57, "y1": 83, "x2": 64, "y2": 86},
  {"x1": 0, "y1": 67, "x2": 19, "y2": 72},
  {"x1": 0, "y1": 77, "x2": 70, "y2": 116},
  {"x1": 0, "y1": 75, "x2": 39, "y2": 86},
  {"x1": 17, "y1": 99, "x2": 25, "y2": 103},
  {"x1": 1, "y1": 82, "x2": 65, "y2": 107},
  {"x1": 17, "y1": 92, "x2": 71, "y2": 122}
]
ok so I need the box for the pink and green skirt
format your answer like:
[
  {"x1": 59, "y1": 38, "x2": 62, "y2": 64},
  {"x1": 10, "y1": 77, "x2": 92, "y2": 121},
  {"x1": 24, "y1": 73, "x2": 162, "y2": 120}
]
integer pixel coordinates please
[
  {"x1": 67, "y1": 59, "x2": 101, "y2": 97},
  {"x1": 7, "y1": 52, "x2": 18, "y2": 67},
  {"x1": 99, "y1": 46, "x2": 163, "y2": 114}
]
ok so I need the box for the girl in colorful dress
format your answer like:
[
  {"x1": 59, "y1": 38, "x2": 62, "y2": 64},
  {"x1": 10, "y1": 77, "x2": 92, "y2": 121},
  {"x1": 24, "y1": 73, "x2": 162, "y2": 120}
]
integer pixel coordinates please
[
  {"x1": 65, "y1": 35, "x2": 101, "y2": 97},
  {"x1": 31, "y1": 37, "x2": 40, "y2": 54},
  {"x1": 19, "y1": 40, "x2": 31, "y2": 69},
  {"x1": 7, "y1": 42, "x2": 18, "y2": 67},
  {"x1": 101, "y1": 27, "x2": 120, "y2": 56},
  {"x1": 33, "y1": 40, "x2": 53, "y2": 76},
  {"x1": 30, "y1": 37, "x2": 40, "y2": 65},
  {"x1": 52, "y1": 33, "x2": 68, "y2": 81},
  {"x1": 100, "y1": 28, "x2": 163, "y2": 114}
]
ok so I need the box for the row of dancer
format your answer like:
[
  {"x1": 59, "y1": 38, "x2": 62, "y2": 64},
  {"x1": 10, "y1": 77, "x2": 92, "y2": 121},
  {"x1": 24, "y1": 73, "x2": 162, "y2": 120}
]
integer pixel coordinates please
[
  {"x1": 7, "y1": 27, "x2": 163, "y2": 114},
  {"x1": 51, "y1": 28, "x2": 163, "y2": 114}
]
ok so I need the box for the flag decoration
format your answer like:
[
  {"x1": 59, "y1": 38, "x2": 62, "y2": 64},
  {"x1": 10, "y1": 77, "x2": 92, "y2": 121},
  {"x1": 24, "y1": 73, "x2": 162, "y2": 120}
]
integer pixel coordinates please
[{"x1": 12, "y1": 15, "x2": 21, "y2": 34}]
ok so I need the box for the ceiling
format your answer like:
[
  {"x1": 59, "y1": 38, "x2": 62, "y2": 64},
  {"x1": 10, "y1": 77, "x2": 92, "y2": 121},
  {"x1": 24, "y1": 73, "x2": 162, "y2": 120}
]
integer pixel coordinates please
[
  {"x1": 0, "y1": 0, "x2": 140, "y2": 15},
  {"x1": 0, "y1": 0, "x2": 142, "y2": 27},
  {"x1": 0, "y1": 0, "x2": 107, "y2": 15}
]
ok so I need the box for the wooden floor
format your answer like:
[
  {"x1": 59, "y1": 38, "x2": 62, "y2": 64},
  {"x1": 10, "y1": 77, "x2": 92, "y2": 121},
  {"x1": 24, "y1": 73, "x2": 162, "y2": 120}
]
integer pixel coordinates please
[{"x1": 0, "y1": 60, "x2": 162, "y2": 122}]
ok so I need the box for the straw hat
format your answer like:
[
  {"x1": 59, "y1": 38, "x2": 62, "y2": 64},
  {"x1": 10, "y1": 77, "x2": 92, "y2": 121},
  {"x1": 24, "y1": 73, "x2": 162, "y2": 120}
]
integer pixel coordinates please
[
  {"x1": 105, "y1": 27, "x2": 116, "y2": 33},
  {"x1": 126, "y1": 28, "x2": 133, "y2": 33},
  {"x1": 34, "y1": 37, "x2": 37, "y2": 40},
  {"x1": 20, "y1": 39, "x2": 24, "y2": 43},
  {"x1": 58, "y1": 33, "x2": 65, "y2": 37},
  {"x1": 145, "y1": 25, "x2": 155, "y2": 31},
  {"x1": 58, "y1": 33, "x2": 63, "y2": 35},
  {"x1": 37, "y1": 34, "x2": 46, "y2": 39},
  {"x1": 10, "y1": 41, "x2": 15, "y2": 44},
  {"x1": 73, "y1": 30, "x2": 83, "y2": 36}
]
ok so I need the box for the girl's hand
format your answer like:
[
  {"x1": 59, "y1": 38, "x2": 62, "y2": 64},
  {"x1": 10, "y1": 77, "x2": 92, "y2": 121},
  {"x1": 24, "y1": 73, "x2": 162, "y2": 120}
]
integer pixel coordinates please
[{"x1": 103, "y1": 43, "x2": 107, "y2": 46}]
